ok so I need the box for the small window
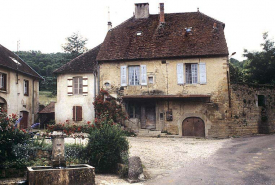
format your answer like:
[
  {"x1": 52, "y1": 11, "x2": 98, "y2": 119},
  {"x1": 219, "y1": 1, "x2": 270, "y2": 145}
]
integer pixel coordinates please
[
  {"x1": 0, "y1": 73, "x2": 7, "y2": 91},
  {"x1": 73, "y1": 106, "x2": 82, "y2": 121},
  {"x1": 160, "y1": 113, "x2": 164, "y2": 120},
  {"x1": 24, "y1": 80, "x2": 29, "y2": 96},
  {"x1": 148, "y1": 76, "x2": 154, "y2": 84},
  {"x1": 73, "y1": 77, "x2": 83, "y2": 95},
  {"x1": 136, "y1": 31, "x2": 142, "y2": 36},
  {"x1": 258, "y1": 95, "x2": 265, "y2": 107},
  {"x1": 161, "y1": 60, "x2": 166, "y2": 64}
]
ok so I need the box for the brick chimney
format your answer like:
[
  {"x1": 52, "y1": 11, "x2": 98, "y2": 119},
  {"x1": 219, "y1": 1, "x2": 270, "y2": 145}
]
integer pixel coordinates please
[
  {"x1": 135, "y1": 3, "x2": 149, "y2": 19},
  {"x1": 159, "y1": 3, "x2": 165, "y2": 23}
]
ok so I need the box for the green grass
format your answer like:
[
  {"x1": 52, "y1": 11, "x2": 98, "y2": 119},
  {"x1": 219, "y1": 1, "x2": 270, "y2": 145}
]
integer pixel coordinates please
[{"x1": 39, "y1": 91, "x2": 56, "y2": 106}]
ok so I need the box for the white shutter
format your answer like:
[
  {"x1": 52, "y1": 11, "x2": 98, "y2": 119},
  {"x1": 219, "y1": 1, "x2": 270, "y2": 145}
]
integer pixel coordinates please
[
  {"x1": 199, "y1": 63, "x2": 207, "y2": 84},
  {"x1": 121, "y1": 66, "x2": 127, "y2": 86},
  {"x1": 82, "y1": 76, "x2": 88, "y2": 96},
  {"x1": 140, "y1": 65, "x2": 147, "y2": 85},
  {"x1": 177, "y1": 63, "x2": 184, "y2": 84},
  {"x1": 67, "y1": 77, "x2": 73, "y2": 95},
  {"x1": 0, "y1": 74, "x2": 3, "y2": 88}
]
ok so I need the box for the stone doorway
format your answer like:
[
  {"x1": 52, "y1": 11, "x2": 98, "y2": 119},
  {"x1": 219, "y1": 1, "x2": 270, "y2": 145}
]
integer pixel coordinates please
[
  {"x1": 182, "y1": 117, "x2": 205, "y2": 137},
  {"x1": 20, "y1": 111, "x2": 29, "y2": 129}
]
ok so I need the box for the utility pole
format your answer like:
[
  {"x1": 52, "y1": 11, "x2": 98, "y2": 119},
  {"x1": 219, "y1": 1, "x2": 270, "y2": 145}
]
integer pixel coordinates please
[{"x1": 17, "y1": 40, "x2": 20, "y2": 52}]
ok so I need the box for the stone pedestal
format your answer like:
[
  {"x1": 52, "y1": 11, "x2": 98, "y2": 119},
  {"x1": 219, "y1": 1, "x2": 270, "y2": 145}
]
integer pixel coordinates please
[{"x1": 51, "y1": 131, "x2": 66, "y2": 168}]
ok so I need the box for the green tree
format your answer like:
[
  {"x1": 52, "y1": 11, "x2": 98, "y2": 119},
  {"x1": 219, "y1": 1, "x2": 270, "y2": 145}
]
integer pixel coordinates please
[
  {"x1": 243, "y1": 32, "x2": 275, "y2": 84},
  {"x1": 62, "y1": 32, "x2": 88, "y2": 57}
]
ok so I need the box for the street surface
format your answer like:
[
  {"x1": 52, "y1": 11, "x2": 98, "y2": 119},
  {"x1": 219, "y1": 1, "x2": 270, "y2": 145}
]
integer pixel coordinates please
[{"x1": 146, "y1": 135, "x2": 275, "y2": 185}]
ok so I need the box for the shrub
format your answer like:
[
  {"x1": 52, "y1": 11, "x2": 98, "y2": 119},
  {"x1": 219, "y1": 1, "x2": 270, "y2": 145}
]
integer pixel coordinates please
[
  {"x1": 93, "y1": 89, "x2": 127, "y2": 126},
  {"x1": 0, "y1": 111, "x2": 30, "y2": 168},
  {"x1": 86, "y1": 124, "x2": 129, "y2": 173},
  {"x1": 65, "y1": 144, "x2": 86, "y2": 165}
]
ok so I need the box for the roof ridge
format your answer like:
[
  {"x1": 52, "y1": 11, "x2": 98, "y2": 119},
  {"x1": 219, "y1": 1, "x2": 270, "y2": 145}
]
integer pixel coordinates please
[
  {"x1": 108, "y1": 16, "x2": 134, "y2": 32},
  {"x1": 54, "y1": 44, "x2": 101, "y2": 74},
  {"x1": 198, "y1": 11, "x2": 225, "y2": 25},
  {"x1": 0, "y1": 44, "x2": 43, "y2": 80}
]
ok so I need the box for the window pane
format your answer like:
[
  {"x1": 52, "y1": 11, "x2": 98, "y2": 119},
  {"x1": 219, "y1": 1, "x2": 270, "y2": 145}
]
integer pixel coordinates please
[
  {"x1": 191, "y1": 64, "x2": 198, "y2": 84},
  {"x1": 185, "y1": 64, "x2": 192, "y2": 84}
]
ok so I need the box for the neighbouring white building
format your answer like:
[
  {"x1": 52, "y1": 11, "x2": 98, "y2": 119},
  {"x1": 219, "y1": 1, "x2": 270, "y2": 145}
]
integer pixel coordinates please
[
  {"x1": 0, "y1": 44, "x2": 43, "y2": 128},
  {"x1": 54, "y1": 45, "x2": 100, "y2": 124}
]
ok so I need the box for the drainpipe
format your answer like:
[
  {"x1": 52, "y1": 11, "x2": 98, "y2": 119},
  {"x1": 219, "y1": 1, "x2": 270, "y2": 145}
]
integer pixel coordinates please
[
  {"x1": 32, "y1": 79, "x2": 35, "y2": 127},
  {"x1": 94, "y1": 71, "x2": 96, "y2": 119},
  {"x1": 97, "y1": 62, "x2": 100, "y2": 94}
]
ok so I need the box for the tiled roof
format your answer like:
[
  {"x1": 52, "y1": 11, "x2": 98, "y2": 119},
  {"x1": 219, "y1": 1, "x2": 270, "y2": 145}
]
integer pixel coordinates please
[
  {"x1": 97, "y1": 12, "x2": 229, "y2": 61},
  {"x1": 54, "y1": 44, "x2": 101, "y2": 74},
  {"x1": 39, "y1": 102, "x2": 55, "y2": 114},
  {"x1": 0, "y1": 44, "x2": 43, "y2": 80}
]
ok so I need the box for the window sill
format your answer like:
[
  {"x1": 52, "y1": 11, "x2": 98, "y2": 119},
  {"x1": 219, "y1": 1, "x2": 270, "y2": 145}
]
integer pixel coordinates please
[{"x1": 0, "y1": 90, "x2": 7, "y2": 93}]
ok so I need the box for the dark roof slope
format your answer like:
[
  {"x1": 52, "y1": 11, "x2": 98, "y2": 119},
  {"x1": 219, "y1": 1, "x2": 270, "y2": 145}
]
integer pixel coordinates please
[
  {"x1": 0, "y1": 44, "x2": 43, "y2": 80},
  {"x1": 54, "y1": 44, "x2": 101, "y2": 74},
  {"x1": 39, "y1": 102, "x2": 55, "y2": 114},
  {"x1": 97, "y1": 12, "x2": 228, "y2": 61}
]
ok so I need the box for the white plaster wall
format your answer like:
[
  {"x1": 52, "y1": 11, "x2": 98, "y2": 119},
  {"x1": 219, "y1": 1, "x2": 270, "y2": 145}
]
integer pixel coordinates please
[
  {"x1": 55, "y1": 73, "x2": 96, "y2": 124},
  {"x1": 0, "y1": 67, "x2": 39, "y2": 128}
]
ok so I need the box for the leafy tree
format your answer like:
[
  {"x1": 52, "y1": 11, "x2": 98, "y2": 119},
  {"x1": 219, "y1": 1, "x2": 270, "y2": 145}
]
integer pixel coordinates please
[
  {"x1": 243, "y1": 32, "x2": 275, "y2": 84},
  {"x1": 62, "y1": 32, "x2": 88, "y2": 57},
  {"x1": 15, "y1": 51, "x2": 73, "y2": 94}
]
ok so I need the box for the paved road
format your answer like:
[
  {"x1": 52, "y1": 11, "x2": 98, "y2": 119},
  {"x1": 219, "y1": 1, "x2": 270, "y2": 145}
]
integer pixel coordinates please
[{"x1": 146, "y1": 135, "x2": 275, "y2": 185}]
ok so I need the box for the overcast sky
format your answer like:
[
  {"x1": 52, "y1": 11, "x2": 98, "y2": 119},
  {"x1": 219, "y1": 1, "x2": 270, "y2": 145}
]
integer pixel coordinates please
[{"x1": 1, "y1": 0, "x2": 275, "y2": 61}]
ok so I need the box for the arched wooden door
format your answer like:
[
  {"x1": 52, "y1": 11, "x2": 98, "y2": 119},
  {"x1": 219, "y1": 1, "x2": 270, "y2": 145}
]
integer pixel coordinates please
[{"x1": 182, "y1": 117, "x2": 205, "y2": 137}]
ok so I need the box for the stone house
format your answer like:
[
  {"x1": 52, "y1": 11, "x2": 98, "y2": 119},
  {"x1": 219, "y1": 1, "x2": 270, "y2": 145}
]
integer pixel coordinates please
[
  {"x1": 54, "y1": 45, "x2": 100, "y2": 124},
  {"x1": 96, "y1": 3, "x2": 230, "y2": 137},
  {"x1": 54, "y1": 3, "x2": 275, "y2": 138},
  {"x1": 0, "y1": 44, "x2": 43, "y2": 129}
]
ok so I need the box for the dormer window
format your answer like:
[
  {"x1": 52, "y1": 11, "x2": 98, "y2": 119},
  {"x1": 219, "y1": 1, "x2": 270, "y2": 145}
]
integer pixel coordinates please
[
  {"x1": 185, "y1": 27, "x2": 193, "y2": 36},
  {"x1": 136, "y1": 31, "x2": 143, "y2": 36}
]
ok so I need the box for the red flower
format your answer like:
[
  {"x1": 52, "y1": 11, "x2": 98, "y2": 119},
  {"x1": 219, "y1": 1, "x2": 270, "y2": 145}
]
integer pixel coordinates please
[{"x1": 87, "y1": 121, "x2": 91, "y2": 125}]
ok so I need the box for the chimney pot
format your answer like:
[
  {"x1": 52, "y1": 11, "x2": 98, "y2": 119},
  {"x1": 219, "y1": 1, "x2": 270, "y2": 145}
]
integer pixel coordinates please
[
  {"x1": 159, "y1": 3, "x2": 165, "y2": 23},
  {"x1": 135, "y1": 3, "x2": 149, "y2": 19}
]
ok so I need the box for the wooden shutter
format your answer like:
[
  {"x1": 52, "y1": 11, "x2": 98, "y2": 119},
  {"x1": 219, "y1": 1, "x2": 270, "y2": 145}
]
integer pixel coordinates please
[
  {"x1": 82, "y1": 77, "x2": 88, "y2": 96},
  {"x1": 177, "y1": 63, "x2": 184, "y2": 84},
  {"x1": 140, "y1": 65, "x2": 147, "y2": 85},
  {"x1": 199, "y1": 63, "x2": 207, "y2": 84},
  {"x1": 121, "y1": 66, "x2": 127, "y2": 86},
  {"x1": 73, "y1": 106, "x2": 82, "y2": 121},
  {"x1": 73, "y1": 106, "x2": 76, "y2": 121},
  {"x1": 76, "y1": 106, "x2": 82, "y2": 121},
  {"x1": 67, "y1": 77, "x2": 73, "y2": 95}
]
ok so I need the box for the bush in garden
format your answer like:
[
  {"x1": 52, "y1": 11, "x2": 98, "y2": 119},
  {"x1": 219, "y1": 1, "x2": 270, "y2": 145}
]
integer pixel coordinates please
[
  {"x1": 0, "y1": 111, "x2": 30, "y2": 168},
  {"x1": 86, "y1": 123, "x2": 129, "y2": 173},
  {"x1": 93, "y1": 89, "x2": 127, "y2": 126},
  {"x1": 65, "y1": 144, "x2": 86, "y2": 165}
]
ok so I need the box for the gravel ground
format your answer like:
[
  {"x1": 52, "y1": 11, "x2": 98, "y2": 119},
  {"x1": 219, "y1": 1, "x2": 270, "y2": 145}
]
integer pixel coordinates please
[
  {"x1": 0, "y1": 137, "x2": 227, "y2": 185},
  {"x1": 96, "y1": 137, "x2": 227, "y2": 185}
]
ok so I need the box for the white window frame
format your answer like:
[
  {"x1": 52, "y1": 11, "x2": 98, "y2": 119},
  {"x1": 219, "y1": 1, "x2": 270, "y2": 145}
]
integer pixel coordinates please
[
  {"x1": 185, "y1": 63, "x2": 198, "y2": 84},
  {"x1": 73, "y1": 77, "x2": 83, "y2": 95},
  {"x1": 128, "y1": 66, "x2": 140, "y2": 86},
  {"x1": 23, "y1": 80, "x2": 29, "y2": 96}
]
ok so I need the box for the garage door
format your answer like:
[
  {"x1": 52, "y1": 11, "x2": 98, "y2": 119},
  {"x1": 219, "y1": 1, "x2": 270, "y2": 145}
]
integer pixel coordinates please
[{"x1": 182, "y1": 117, "x2": 205, "y2": 137}]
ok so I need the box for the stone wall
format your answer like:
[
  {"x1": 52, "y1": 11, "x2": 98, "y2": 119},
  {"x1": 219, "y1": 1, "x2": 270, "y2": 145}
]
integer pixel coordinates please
[{"x1": 208, "y1": 83, "x2": 275, "y2": 138}]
